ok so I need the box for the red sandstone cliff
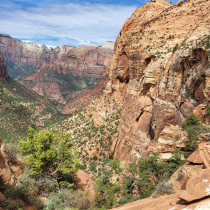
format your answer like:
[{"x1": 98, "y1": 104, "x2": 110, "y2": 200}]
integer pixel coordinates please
[
  {"x1": 0, "y1": 34, "x2": 73, "y2": 69},
  {"x1": 20, "y1": 45, "x2": 113, "y2": 100},
  {"x1": 38, "y1": 45, "x2": 113, "y2": 78},
  {"x1": 98, "y1": 0, "x2": 210, "y2": 163},
  {"x1": 0, "y1": 53, "x2": 8, "y2": 80}
]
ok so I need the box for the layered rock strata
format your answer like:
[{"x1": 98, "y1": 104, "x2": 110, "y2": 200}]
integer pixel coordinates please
[
  {"x1": 38, "y1": 45, "x2": 113, "y2": 78},
  {"x1": 0, "y1": 34, "x2": 69, "y2": 69},
  {"x1": 103, "y1": 0, "x2": 210, "y2": 163},
  {"x1": 20, "y1": 46, "x2": 113, "y2": 100}
]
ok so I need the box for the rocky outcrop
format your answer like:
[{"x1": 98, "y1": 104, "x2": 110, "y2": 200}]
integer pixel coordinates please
[
  {"x1": 0, "y1": 139, "x2": 24, "y2": 190},
  {"x1": 114, "y1": 142, "x2": 210, "y2": 209},
  {"x1": 0, "y1": 54, "x2": 8, "y2": 80},
  {"x1": 103, "y1": 0, "x2": 210, "y2": 163},
  {"x1": 73, "y1": 170, "x2": 95, "y2": 196}
]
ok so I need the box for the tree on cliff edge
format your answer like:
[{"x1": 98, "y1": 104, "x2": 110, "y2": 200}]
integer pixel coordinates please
[{"x1": 18, "y1": 128, "x2": 78, "y2": 177}]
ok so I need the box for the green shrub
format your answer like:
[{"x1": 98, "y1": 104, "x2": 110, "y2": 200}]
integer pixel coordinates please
[
  {"x1": 93, "y1": 155, "x2": 98, "y2": 161},
  {"x1": 118, "y1": 197, "x2": 129, "y2": 206},
  {"x1": 172, "y1": 43, "x2": 179, "y2": 53},
  {"x1": 4, "y1": 186, "x2": 32, "y2": 205},
  {"x1": 4, "y1": 143, "x2": 18, "y2": 161},
  {"x1": 182, "y1": 115, "x2": 202, "y2": 152},
  {"x1": 76, "y1": 163, "x2": 86, "y2": 170},
  {"x1": 109, "y1": 154, "x2": 113, "y2": 160},
  {"x1": 1, "y1": 199, "x2": 23, "y2": 210},
  {"x1": 152, "y1": 181, "x2": 174, "y2": 198},
  {"x1": 18, "y1": 128, "x2": 78, "y2": 176},
  {"x1": 178, "y1": 171, "x2": 185, "y2": 181},
  {"x1": 206, "y1": 107, "x2": 210, "y2": 115},
  {"x1": 182, "y1": 114, "x2": 200, "y2": 129},
  {"x1": 46, "y1": 189, "x2": 91, "y2": 210}
]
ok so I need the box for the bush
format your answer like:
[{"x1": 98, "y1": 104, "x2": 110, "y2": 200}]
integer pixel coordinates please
[
  {"x1": 76, "y1": 163, "x2": 86, "y2": 170},
  {"x1": 18, "y1": 128, "x2": 78, "y2": 176},
  {"x1": 46, "y1": 189, "x2": 91, "y2": 210},
  {"x1": 118, "y1": 197, "x2": 129, "y2": 206},
  {"x1": 109, "y1": 154, "x2": 113, "y2": 160},
  {"x1": 182, "y1": 114, "x2": 200, "y2": 129},
  {"x1": 1, "y1": 199, "x2": 23, "y2": 210},
  {"x1": 178, "y1": 171, "x2": 185, "y2": 181},
  {"x1": 206, "y1": 107, "x2": 210, "y2": 115},
  {"x1": 173, "y1": 43, "x2": 179, "y2": 53},
  {"x1": 4, "y1": 143, "x2": 18, "y2": 161},
  {"x1": 182, "y1": 115, "x2": 202, "y2": 152},
  {"x1": 93, "y1": 155, "x2": 98, "y2": 161},
  {"x1": 4, "y1": 186, "x2": 32, "y2": 205},
  {"x1": 152, "y1": 181, "x2": 174, "y2": 198}
]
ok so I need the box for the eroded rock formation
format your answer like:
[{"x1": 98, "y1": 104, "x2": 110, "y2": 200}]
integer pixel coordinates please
[
  {"x1": 20, "y1": 45, "x2": 113, "y2": 100},
  {"x1": 102, "y1": 0, "x2": 210, "y2": 164}
]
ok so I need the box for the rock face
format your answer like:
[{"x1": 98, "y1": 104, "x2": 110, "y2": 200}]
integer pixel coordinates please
[
  {"x1": 73, "y1": 170, "x2": 95, "y2": 196},
  {"x1": 20, "y1": 45, "x2": 113, "y2": 100},
  {"x1": 38, "y1": 45, "x2": 113, "y2": 78},
  {"x1": 0, "y1": 54, "x2": 8, "y2": 80},
  {"x1": 104, "y1": 0, "x2": 210, "y2": 163},
  {"x1": 0, "y1": 34, "x2": 67, "y2": 69}
]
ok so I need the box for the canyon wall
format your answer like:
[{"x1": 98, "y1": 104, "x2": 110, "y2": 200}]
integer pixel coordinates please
[
  {"x1": 20, "y1": 45, "x2": 113, "y2": 100},
  {"x1": 103, "y1": 0, "x2": 210, "y2": 163},
  {"x1": 0, "y1": 53, "x2": 8, "y2": 80},
  {"x1": 0, "y1": 34, "x2": 72, "y2": 69},
  {"x1": 38, "y1": 45, "x2": 113, "y2": 78}
]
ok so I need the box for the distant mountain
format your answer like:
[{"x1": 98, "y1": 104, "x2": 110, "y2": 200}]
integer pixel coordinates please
[{"x1": 0, "y1": 34, "x2": 74, "y2": 80}]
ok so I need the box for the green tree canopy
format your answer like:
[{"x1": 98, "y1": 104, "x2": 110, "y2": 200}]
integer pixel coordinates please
[{"x1": 18, "y1": 128, "x2": 78, "y2": 176}]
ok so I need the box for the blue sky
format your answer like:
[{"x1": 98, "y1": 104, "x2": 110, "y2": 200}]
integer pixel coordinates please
[{"x1": 0, "y1": 0, "x2": 174, "y2": 47}]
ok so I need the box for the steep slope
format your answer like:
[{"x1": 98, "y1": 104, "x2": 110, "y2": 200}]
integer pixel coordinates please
[
  {"x1": 0, "y1": 34, "x2": 74, "y2": 79},
  {"x1": 20, "y1": 45, "x2": 114, "y2": 100},
  {"x1": 0, "y1": 54, "x2": 8, "y2": 80},
  {"x1": 62, "y1": 68, "x2": 110, "y2": 114},
  {"x1": 99, "y1": 0, "x2": 210, "y2": 164},
  {"x1": 0, "y1": 58, "x2": 71, "y2": 142}
]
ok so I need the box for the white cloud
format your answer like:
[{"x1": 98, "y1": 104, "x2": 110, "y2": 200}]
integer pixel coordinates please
[{"x1": 0, "y1": 2, "x2": 136, "y2": 46}]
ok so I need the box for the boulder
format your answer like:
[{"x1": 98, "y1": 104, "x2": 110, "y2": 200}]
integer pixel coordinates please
[
  {"x1": 187, "y1": 149, "x2": 204, "y2": 164},
  {"x1": 180, "y1": 169, "x2": 210, "y2": 202},
  {"x1": 73, "y1": 170, "x2": 96, "y2": 196},
  {"x1": 0, "y1": 192, "x2": 6, "y2": 202},
  {"x1": 157, "y1": 124, "x2": 187, "y2": 146}
]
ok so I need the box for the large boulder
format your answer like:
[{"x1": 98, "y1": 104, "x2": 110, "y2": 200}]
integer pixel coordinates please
[
  {"x1": 180, "y1": 169, "x2": 210, "y2": 202},
  {"x1": 73, "y1": 170, "x2": 96, "y2": 196}
]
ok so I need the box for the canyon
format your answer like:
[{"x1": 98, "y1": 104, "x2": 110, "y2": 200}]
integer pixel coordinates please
[
  {"x1": 0, "y1": 34, "x2": 114, "y2": 104},
  {"x1": 2, "y1": 0, "x2": 210, "y2": 208},
  {"x1": 20, "y1": 44, "x2": 114, "y2": 101}
]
